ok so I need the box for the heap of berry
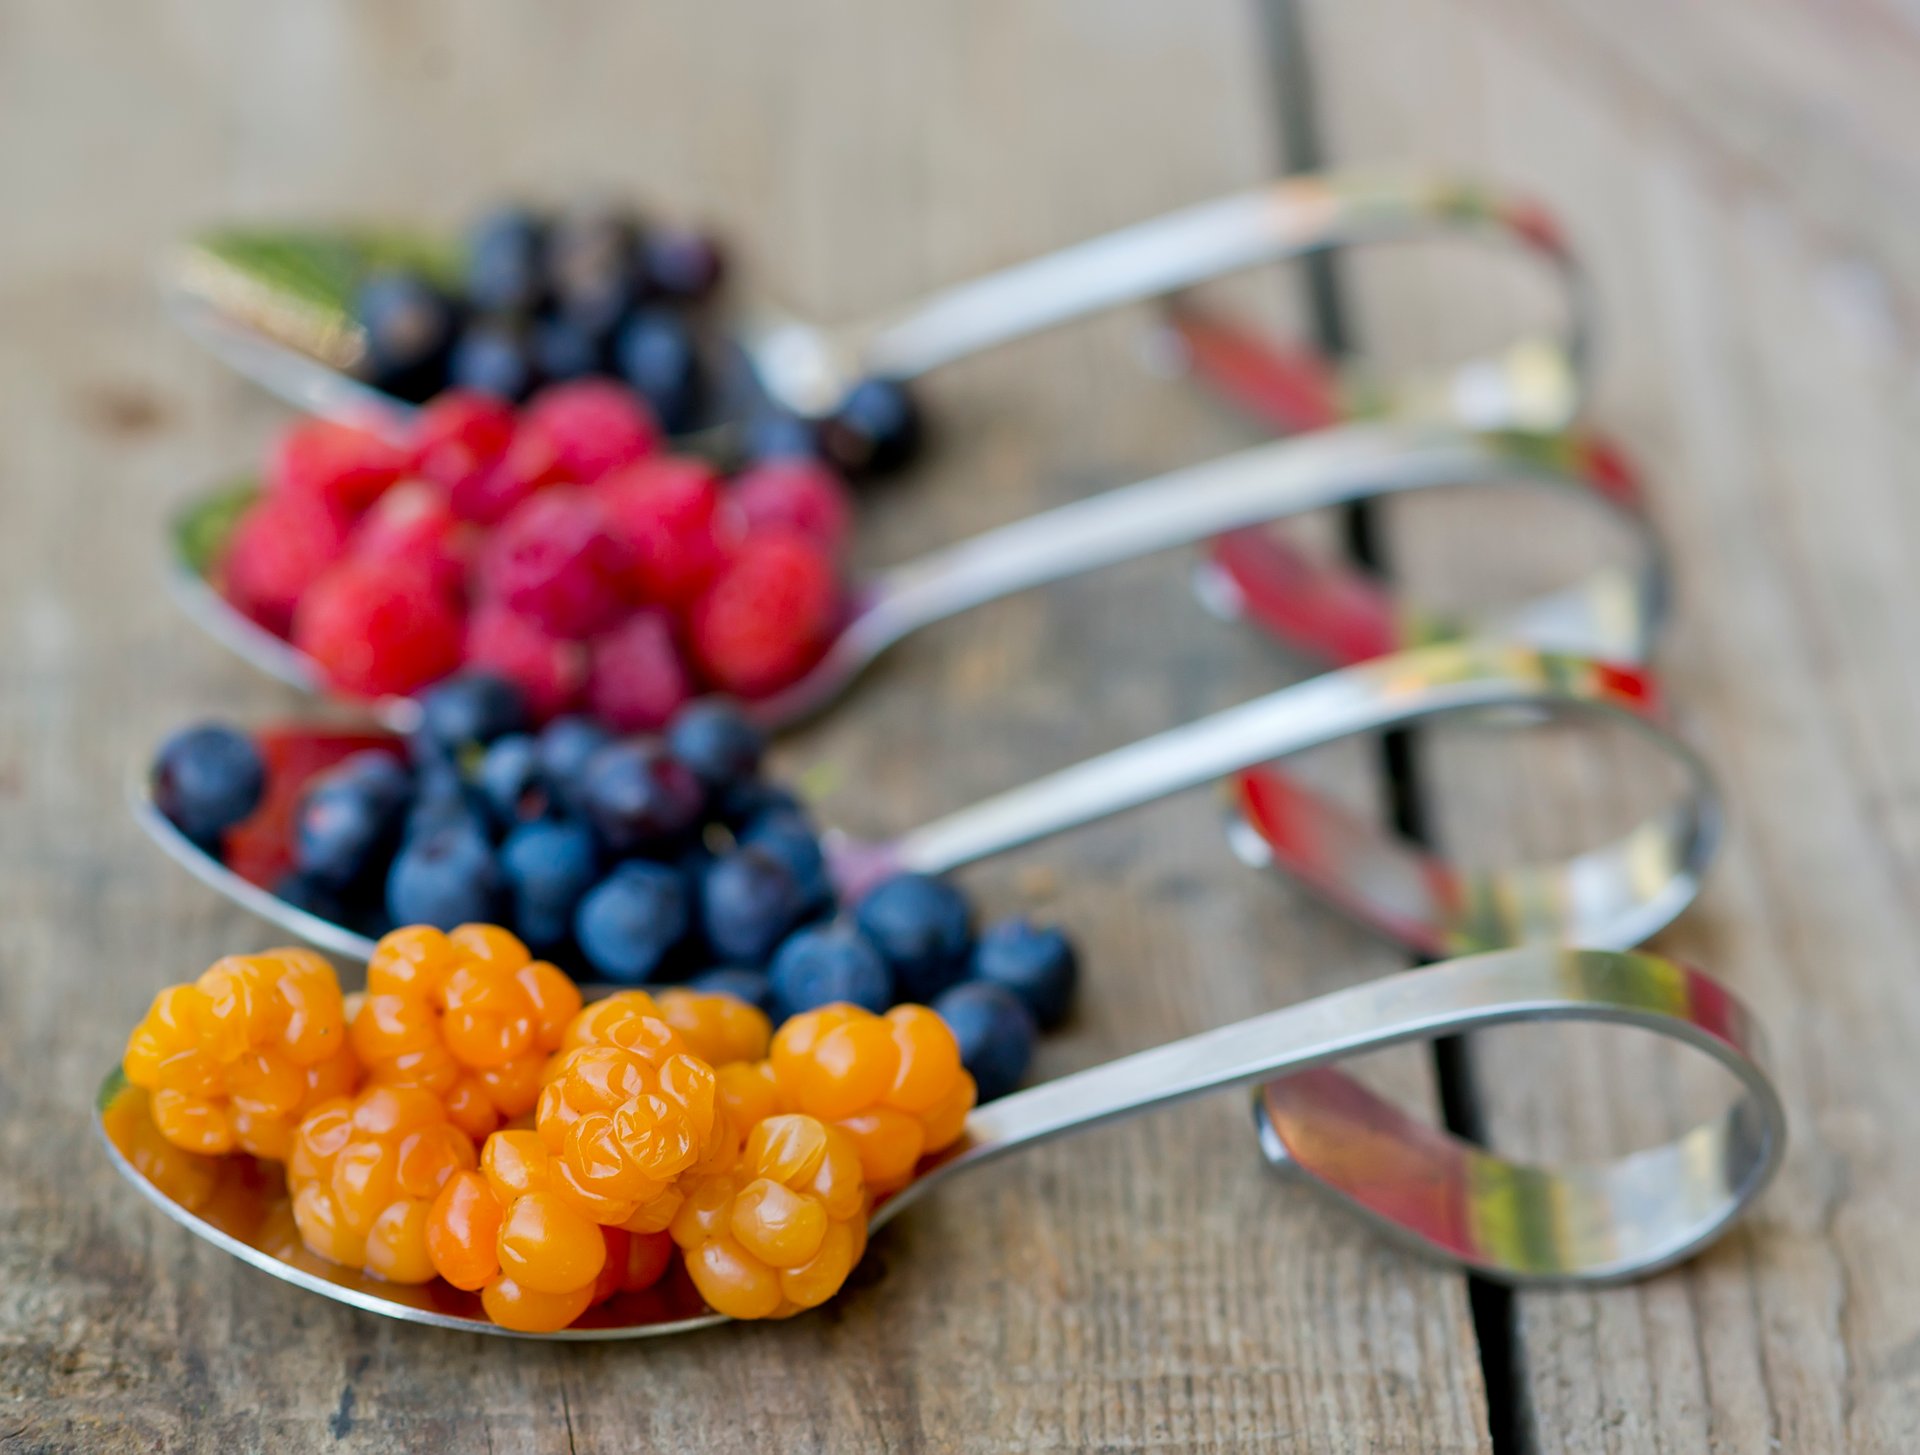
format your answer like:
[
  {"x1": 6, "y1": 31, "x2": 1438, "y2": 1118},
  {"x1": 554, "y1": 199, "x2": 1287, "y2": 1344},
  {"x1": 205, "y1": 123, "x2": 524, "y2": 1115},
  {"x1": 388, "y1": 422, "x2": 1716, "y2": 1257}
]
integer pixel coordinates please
[
  {"x1": 348, "y1": 924, "x2": 581, "y2": 1139},
  {"x1": 213, "y1": 381, "x2": 855, "y2": 705},
  {"x1": 121, "y1": 948, "x2": 361, "y2": 1160}
]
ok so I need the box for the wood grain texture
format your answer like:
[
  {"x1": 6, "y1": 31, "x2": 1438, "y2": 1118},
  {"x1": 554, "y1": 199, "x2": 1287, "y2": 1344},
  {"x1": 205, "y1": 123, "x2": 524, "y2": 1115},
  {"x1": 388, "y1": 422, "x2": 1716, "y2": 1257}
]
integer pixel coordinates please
[
  {"x1": 0, "y1": 3, "x2": 1493, "y2": 1451},
  {"x1": 1301, "y1": 1, "x2": 1920, "y2": 1449}
]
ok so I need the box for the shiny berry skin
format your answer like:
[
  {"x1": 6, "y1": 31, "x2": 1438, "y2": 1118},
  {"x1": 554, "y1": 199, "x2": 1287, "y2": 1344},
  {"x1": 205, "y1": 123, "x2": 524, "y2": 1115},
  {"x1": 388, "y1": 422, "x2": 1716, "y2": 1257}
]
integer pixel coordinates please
[
  {"x1": 463, "y1": 605, "x2": 589, "y2": 723},
  {"x1": 152, "y1": 724, "x2": 266, "y2": 846},
  {"x1": 267, "y1": 417, "x2": 407, "y2": 516},
  {"x1": 475, "y1": 734, "x2": 548, "y2": 829},
  {"x1": 411, "y1": 390, "x2": 517, "y2": 490},
  {"x1": 854, "y1": 873, "x2": 973, "y2": 1003},
  {"x1": 288, "y1": 1084, "x2": 477, "y2": 1281},
  {"x1": 122, "y1": 947, "x2": 361, "y2": 1161},
  {"x1": 733, "y1": 460, "x2": 853, "y2": 558},
  {"x1": 820, "y1": 377, "x2": 923, "y2": 477},
  {"x1": 293, "y1": 560, "x2": 465, "y2": 699},
  {"x1": 769, "y1": 1003, "x2": 974, "y2": 1192},
  {"x1": 573, "y1": 861, "x2": 691, "y2": 985},
  {"x1": 448, "y1": 318, "x2": 540, "y2": 403},
  {"x1": 670, "y1": 1113, "x2": 867, "y2": 1320},
  {"x1": 500, "y1": 819, "x2": 599, "y2": 952},
  {"x1": 768, "y1": 924, "x2": 892, "y2": 1021},
  {"x1": 356, "y1": 271, "x2": 460, "y2": 400},
  {"x1": 417, "y1": 672, "x2": 531, "y2": 757},
  {"x1": 598, "y1": 456, "x2": 737, "y2": 608},
  {"x1": 585, "y1": 609, "x2": 695, "y2": 733},
  {"x1": 347, "y1": 481, "x2": 468, "y2": 600},
  {"x1": 464, "y1": 206, "x2": 548, "y2": 316},
  {"x1": 101, "y1": 1083, "x2": 224, "y2": 1213},
  {"x1": 516, "y1": 380, "x2": 659, "y2": 485},
  {"x1": 531, "y1": 316, "x2": 604, "y2": 385},
  {"x1": 971, "y1": 918, "x2": 1077, "y2": 1030},
  {"x1": 445, "y1": 440, "x2": 546, "y2": 525},
  {"x1": 292, "y1": 751, "x2": 411, "y2": 889},
  {"x1": 403, "y1": 763, "x2": 490, "y2": 842},
  {"x1": 933, "y1": 982, "x2": 1035, "y2": 1103},
  {"x1": 687, "y1": 533, "x2": 842, "y2": 699},
  {"x1": 535, "y1": 715, "x2": 612, "y2": 816},
  {"x1": 350, "y1": 924, "x2": 581, "y2": 1139},
  {"x1": 689, "y1": 967, "x2": 777, "y2": 1015},
  {"x1": 739, "y1": 811, "x2": 832, "y2": 914},
  {"x1": 476, "y1": 487, "x2": 629, "y2": 639},
  {"x1": 578, "y1": 740, "x2": 705, "y2": 855},
  {"x1": 615, "y1": 309, "x2": 704, "y2": 434},
  {"x1": 665, "y1": 700, "x2": 764, "y2": 788},
  {"x1": 641, "y1": 228, "x2": 725, "y2": 301},
  {"x1": 384, "y1": 825, "x2": 504, "y2": 931},
  {"x1": 699, "y1": 846, "x2": 804, "y2": 965},
  {"x1": 655, "y1": 987, "x2": 772, "y2": 1067},
  {"x1": 219, "y1": 493, "x2": 349, "y2": 637}
]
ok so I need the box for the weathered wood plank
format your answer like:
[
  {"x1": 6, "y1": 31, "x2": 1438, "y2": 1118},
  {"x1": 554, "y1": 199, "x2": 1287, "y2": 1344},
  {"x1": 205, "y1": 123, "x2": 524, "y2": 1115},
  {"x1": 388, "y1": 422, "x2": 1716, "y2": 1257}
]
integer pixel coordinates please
[{"x1": 0, "y1": 3, "x2": 1492, "y2": 1450}]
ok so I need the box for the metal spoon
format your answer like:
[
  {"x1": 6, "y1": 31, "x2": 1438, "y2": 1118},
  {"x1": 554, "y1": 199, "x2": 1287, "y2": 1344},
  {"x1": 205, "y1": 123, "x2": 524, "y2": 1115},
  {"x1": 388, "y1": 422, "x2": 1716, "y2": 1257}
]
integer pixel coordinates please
[
  {"x1": 168, "y1": 419, "x2": 1661, "y2": 736},
  {"x1": 166, "y1": 173, "x2": 1586, "y2": 442},
  {"x1": 96, "y1": 943, "x2": 1786, "y2": 1339},
  {"x1": 132, "y1": 638, "x2": 1718, "y2": 965}
]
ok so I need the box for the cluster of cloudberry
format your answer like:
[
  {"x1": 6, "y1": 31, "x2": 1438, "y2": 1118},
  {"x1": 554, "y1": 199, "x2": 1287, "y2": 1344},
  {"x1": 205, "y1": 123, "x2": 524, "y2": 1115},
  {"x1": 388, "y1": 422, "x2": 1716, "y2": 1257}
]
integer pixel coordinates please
[{"x1": 118, "y1": 924, "x2": 976, "y2": 1331}]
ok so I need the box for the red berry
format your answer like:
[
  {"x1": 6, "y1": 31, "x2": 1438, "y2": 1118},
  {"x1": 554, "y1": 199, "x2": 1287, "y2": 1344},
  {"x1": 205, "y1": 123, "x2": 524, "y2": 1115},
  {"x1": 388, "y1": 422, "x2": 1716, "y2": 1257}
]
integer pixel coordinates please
[
  {"x1": 598, "y1": 457, "x2": 739, "y2": 608},
  {"x1": 293, "y1": 561, "x2": 464, "y2": 699},
  {"x1": 585, "y1": 609, "x2": 695, "y2": 732},
  {"x1": 220, "y1": 494, "x2": 350, "y2": 637},
  {"x1": 267, "y1": 418, "x2": 407, "y2": 517},
  {"x1": 464, "y1": 603, "x2": 588, "y2": 721},
  {"x1": 412, "y1": 391, "x2": 516, "y2": 491},
  {"x1": 732, "y1": 460, "x2": 852, "y2": 558},
  {"x1": 349, "y1": 481, "x2": 469, "y2": 600},
  {"x1": 688, "y1": 533, "x2": 843, "y2": 698},
  {"x1": 476, "y1": 488, "x2": 630, "y2": 639},
  {"x1": 517, "y1": 381, "x2": 660, "y2": 485},
  {"x1": 446, "y1": 450, "x2": 547, "y2": 527}
]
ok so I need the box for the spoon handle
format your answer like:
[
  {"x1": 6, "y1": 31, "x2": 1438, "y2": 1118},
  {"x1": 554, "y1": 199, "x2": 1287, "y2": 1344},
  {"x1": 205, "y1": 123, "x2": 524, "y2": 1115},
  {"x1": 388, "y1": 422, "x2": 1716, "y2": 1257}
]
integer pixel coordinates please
[
  {"x1": 847, "y1": 176, "x2": 1584, "y2": 399},
  {"x1": 886, "y1": 945, "x2": 1783, "y2": 1285}
]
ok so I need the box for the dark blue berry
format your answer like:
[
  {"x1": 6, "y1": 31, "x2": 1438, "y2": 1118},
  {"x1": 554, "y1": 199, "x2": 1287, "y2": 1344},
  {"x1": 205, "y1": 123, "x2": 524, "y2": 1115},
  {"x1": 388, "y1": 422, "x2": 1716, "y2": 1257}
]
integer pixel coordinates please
[
  {"x1": 476, "y1": 734, "x2": 550, "y2": 830},
  {"x1": 689, "y1": 966, "x2": 777, "y2": 1014},
  {"x1": 404, "y1": 763, "x2": 490, "y2": 841},
  {"x1": 821, "y1": 377, "x2": 923, "y2": 477},
  {"x1": 579, "y1": 741, "x2": 705, "y2": 855},
  {"x1": 464, "y1": 206, "x2": 547, "y2": 315},
  {"x1": 356, "y1": 271, "x2": 458, "y2": 401},
  {"x1": 152, "y1": 724, "x2": 266, "y2": 845},
  {"x1": 499, "y1": 818, "x2": 598, "y2": 952},
  {"x1": 715, "y1": 778, "x2": 802, "y2": 831},
  {"x1": 970, "y1": 919, "x2": 1077, "y2": 1030},
  {"x1": 934, "y1": 982, "x2": 1035, "y2": 1103},
  {"x1": 385, "y1": 823, "x2": 504, "y2": 930},
  {"x1": 666, "y1": 700, "x2": 764, "y2": 788},
  {"x1": 699, "y1": 846, "x2": 804, "y2": 964},
  {"x1": 854, "y1": 873, "x2": 973, "y2": 1003},
  {"x1": 293, "y1": 753, "x2": 412, "y2": 889},
  {"x1": 449, "y1": 318, "x2": 540, "y2": 401},
  {"x1": 531, "y1": 315, "x2": 605, "y2": 383},
  {"x1": 536, "y1": 715, "x2": 612, "y2": 817},
  {"x1": 742, "y1": 812, "x2": 832, "y2": 915},
  {"x1": 744, "y1": 410, "x2": 820, "y2": 463},
  {"x1": 616, "y1": 309, "x2": 704, "y2": 434},
  {"x1": 768, "y1": 923, "x2": 893, "y2": 1020},
  {"x1": 574, "y1": 860, "x2": 690, "y2": 984},
  {"x1": 273, "y1": 869, "x2": 353, "y2": 927},
  {"x1": 641, "y1": 228, "x2": 725, "y2": 301},
  {"x1": 417, "y1": 672, "x2": 529, "y2": 758}
]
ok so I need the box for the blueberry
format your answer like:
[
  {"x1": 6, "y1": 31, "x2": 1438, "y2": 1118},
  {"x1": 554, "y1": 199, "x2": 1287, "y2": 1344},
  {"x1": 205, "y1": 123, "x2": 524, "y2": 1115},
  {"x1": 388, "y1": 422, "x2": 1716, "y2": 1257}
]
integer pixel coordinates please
[
  {"x1": 449, "y1": 317, "x2": 540, "y2": 401},
  {"x1": 531, "y1": 314, "x2": 605, "y2": 383},
  {"x1": 152, "y1": 723, "x2": 265, "y2": 845},
  {"x1": 699, "y1": 846, "x2": 804, "y2": 964},
  {"x1": 854, "y1": 873, "x2": 973, "y2": 1003},
  {"x1": 273, "y1": 869, "x2": 353, "y2": 927},
  {"x1": 741, "y1": 813, "x2": 832, "y2": 915},
  {"x1": 934, "y1": 982, "x2": 1035, "y2": 1103},
  {"x1": 536, "y1": 715, "x2": 612, "y2": 817},
  {"x1": 385, "y1": 823, "x2": 503, "y2": 929},
  {"x1": 545, "y1": 207, "x2": 640, "y2": 314},
  {"x1": 417, "y1": 673, "x2": 529, "y2": 759},
  {"x1": 970, "y1": 919, "x2": 1077, "y2": 1031},
  {"x1": 616, "y1": 309, "x2": 704, "y2": 433},
  {"x1": 689, "y1": 966, "x2": 777, "y2": 1014},
  {"x1": 500, "y1": 818, "x2": 598, "y2": 951},
  {"x1": 355, "y1": 270, "x2": 458, "y2": 401},
  {"x1": 405, "y1": 763, "x2": 490, "y2": 841},
  {"x1": 714, "y1": 778, "x2": 802, "y2": 831},
  {"x1": 820, "y1": 377, "x2": 923, "y2": 477},
  {"x1": 464, "y1": 205, "x2": 547, "y2": 315},
  {"x1": 768, "y1": 923, "x2": 893, "y2": 1019},
  {"x1": 574, "y1": 861, "x2": 690, "y2": 984},
  {"x1": 579, "y1": 741, "x2": 705, "y2": 855},
  {"x1": 476, "y1": 734, "x2": 550, "y2": 830},
  {"x1": 743, "y1": 410, "x2": 821, "y2": 463},
  {"x1": 666, "y1": 700, "x2": 764, "y2": 788},
  {"x1": 641, "y1": 227, "x2": 725, "y2": 301},
  {"x1": 293, "y1": 753, "x2": 412, "y2": 889}
]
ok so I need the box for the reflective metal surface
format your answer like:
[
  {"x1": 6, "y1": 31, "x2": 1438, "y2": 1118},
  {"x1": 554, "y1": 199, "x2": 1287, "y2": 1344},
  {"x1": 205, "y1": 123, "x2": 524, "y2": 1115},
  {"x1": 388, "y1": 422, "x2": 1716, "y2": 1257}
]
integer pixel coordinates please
[{"x1": 97, "y1": 945, "x2": 1785, "y2": 1337}]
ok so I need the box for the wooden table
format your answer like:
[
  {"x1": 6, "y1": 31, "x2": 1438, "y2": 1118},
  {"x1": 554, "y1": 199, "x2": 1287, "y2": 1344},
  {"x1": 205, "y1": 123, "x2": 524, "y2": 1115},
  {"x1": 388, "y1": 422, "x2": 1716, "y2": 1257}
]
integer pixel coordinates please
[{"x1": 3, "y1": 2, "x2": 1916, "y2": 1448}]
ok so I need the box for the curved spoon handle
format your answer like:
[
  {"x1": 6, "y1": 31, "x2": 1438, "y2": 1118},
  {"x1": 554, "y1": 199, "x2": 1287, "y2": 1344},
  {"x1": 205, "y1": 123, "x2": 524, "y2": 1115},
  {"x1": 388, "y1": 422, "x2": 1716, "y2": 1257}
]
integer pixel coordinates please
[{"x1": 890, "y1": 945, "x2": 1782, "y2": 1286}]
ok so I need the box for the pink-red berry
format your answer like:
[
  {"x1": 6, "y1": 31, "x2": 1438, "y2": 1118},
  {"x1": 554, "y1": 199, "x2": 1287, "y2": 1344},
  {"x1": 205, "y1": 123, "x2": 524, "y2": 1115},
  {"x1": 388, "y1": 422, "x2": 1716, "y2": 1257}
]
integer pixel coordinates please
[
  {"x1": 293, "y1": 560, "x2": 465, "y2": 699},
  {"x1": 517, "y1": 380, "x2": 660, "y2": 485},
  {"x1": 598, "y1": 457, "x2": 738, "y2": 607},
  {"x1": 585, "y1": 609, "x2": 695, "y2": 732},
  {"x1": 464, "y1": 603, "x2": 588, "y2": 720},
  {"x1": 688, "y1": 533, "x2": 842, "y2": 698},
  {"x1": 733, "y1": 460, "x2": 852, "y2": 558},
  {"x1": 476, "y1": 488, "x2": 630, "y2": 639},
  {"x1": 267, "y1": 418, "x2": 407, "y2": 516}
]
